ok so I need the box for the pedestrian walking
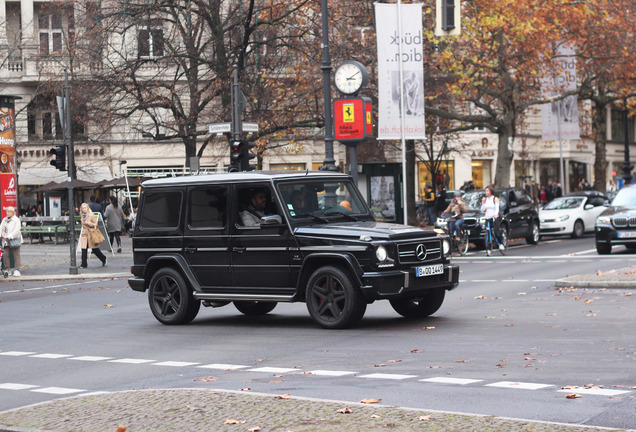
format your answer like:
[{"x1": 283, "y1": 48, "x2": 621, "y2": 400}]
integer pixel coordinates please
[
  {"x1": 88, "y1": 194, "x2": 103, "y2": 216},
  {"x1": 422, "y1": 185, "x2": 436, "y2": 226},
  {"x1": 104, "y1": 196, "x2": 125, "y2": 253},
  {"x1": 0, "y1": 206, "x2": 23, "y2": 276},
  {"x1": 79, "y1": 203, "x2": 107, "y2": 268}
]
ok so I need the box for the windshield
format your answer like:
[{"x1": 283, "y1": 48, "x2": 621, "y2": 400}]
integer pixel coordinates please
[
  {"x1": 462, "y1": 191, "x2": 508, "y2": 211},
  {"x1": 278, "y1": 180, "x2": 370, "y2": 220},
  {"x1": 543, "y1": 197, "x2": 584, "y2": 210},
  {"x1": 610, "y1": 187, "x2": 636, "y2": 208}
]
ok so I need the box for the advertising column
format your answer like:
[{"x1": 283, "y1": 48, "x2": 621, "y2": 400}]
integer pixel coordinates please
[{"x1": 0, "y1": 95, "x2": 20, "y2": 219}]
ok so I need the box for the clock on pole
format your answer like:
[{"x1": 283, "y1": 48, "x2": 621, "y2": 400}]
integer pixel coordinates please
[{"x1": 334, "y1": 60, "x2": 369, "y2": 96}]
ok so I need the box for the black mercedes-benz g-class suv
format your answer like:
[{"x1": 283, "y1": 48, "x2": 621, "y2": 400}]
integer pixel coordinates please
[{"x1": 129, "y1": 171, "x2": 459, "y2": 328}]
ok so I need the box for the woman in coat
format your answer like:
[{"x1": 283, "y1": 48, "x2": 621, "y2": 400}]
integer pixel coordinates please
[
  {"x1": 104, "y1": 196, "x2": 125, "y2": 253},
  {"x1": 0, "y1": 206, "x2": 23, "y2": 276},
  {"x1": 79, "y1": 203, "x2": 107, "y2": 268}
]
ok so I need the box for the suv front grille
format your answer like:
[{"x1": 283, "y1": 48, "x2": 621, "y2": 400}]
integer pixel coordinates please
[
  {"x1": 613, "y1": 216, "x2": 636, "y2": 228},
  {"x1": 397, "y1": 239, "x2": 441, "y2": 264},
  {"x1": 463, "y1": 217, "x2": 478, "y2": 228}
]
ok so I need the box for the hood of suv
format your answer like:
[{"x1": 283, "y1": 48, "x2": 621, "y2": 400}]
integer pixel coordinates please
[{"x1": 294, "y1": 221, "x2": 438, "y2": 241}]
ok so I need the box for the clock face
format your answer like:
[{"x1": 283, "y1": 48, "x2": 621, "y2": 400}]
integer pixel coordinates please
[{"x1": 334, "y1": 61, "x2": 368, "y2": 95}]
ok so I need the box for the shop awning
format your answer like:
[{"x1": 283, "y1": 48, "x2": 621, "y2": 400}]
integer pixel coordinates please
[{"x1": 17, "y1": 165, "x2": 113, "y2": 186}]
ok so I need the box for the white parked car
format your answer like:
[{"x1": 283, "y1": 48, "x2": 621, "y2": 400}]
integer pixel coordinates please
[{"x1": 539, "y1": 192, "x2": 608, "y2": 238}]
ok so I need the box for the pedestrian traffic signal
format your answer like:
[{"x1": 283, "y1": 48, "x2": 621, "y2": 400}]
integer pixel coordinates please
[
  {"x1": 240, "y1": 140, "x2": 256, "y2": 172},
  {"x1": 229, "y1": 141, "x2": 241, "y2": 172},
  {"x1": 49, "y1": 145, "x2": 66, "y2": 171}
]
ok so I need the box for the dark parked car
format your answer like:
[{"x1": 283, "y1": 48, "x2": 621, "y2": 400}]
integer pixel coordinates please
[
  {"x1": 595, "y1": 184, "x2": 636, "y2": 254},
  {"x1": 129, "y1": 171, "x2": 460, "y2": 329},
  {"x1": 457, "y1": 188, "x2": 540, "y2": 248}
]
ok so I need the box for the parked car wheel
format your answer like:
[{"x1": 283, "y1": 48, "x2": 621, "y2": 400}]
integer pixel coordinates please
[
  {"x1": 389, "y1": 288, "x2": 446, "y2": 318},
  {"x1": 148, "y1": 268, "x2": 200, "y2": 325},
  {"x1": 526, "y1": 221, "x2": 540, "y2": 244},
  {"x1": 234, "y1": 301, "x2": 277, "y2": 316},
  {"x1": 306, "y1": 266, "x2": 366, "y2": 329},
  {"x1": 571, "y1": 220, "x2": 584, "y2": 239}
]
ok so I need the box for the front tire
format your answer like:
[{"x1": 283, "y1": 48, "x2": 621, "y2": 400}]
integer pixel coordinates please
[
  {"x1": 457, "y1": 231, "x2": 469, "y2": 255},
  {"x1": 234, "y1": 301, "x2": 277, "y2": 316},
  {"x1": 526, "y1": 221, "x2": 540, "y2": 244},
  {"x1": 148, "y1": 268, "x2": 200, "y2": 325},
  {"x1": 306, "y1": 266, "x2": 366, "y2": 329},
  {"x1": 390, "y1": 288, "x2": 446, "y2": 318},
  {"x1": 571, "y1": 220, "x2": 584, "y2": 239},
  {"x1": 596, "y1": 242, "x2": 612, "y2": 255}
]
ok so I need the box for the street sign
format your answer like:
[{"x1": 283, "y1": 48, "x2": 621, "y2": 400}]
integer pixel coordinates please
[
  {"x1": 243, "y1": 122, "x2": 259, "y2": 133},
  {"x1": 208, "y1": 123, "x2": 231, "y2": 134}
]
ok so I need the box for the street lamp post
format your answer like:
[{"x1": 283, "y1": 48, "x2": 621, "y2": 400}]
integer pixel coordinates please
[
  {"x1": 320, "y1": 0, "x2": 337, "y2": 172},
  {"x1": 622, "y1": 102, "x2": 633, "y2": 185}
]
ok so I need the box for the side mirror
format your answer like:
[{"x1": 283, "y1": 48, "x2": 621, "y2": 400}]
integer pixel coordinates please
[
  {"x1": 584, "y1": 204, "x2": 594, "y2": 210},
  {"x1": 261, "y1": 215, "x2": 283, "y2": 226}
]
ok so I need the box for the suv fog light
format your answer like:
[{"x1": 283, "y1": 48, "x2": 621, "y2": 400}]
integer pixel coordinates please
[{"x1": 376, "y1": 245, "x2": 388, "y2": 261}]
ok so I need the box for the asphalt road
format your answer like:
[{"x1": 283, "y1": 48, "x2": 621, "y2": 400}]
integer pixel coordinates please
[{"x1": 1, "y1": 235, "x2": 635, "y2": 429}]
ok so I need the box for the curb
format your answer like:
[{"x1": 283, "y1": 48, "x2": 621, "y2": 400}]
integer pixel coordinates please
[
  {"x1": 555, "y1": 279, "x2": 636, "y2": 288},
  {"x1": 5, "y1": 273, "x2": 130, "y2": 282}
]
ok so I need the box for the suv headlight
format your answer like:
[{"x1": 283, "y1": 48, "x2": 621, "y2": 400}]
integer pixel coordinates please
[
  {"x1": 375, "y1": 245, "x2": 388, "y2": 261},
  {"x1": 442, "y1": 239, "x2": 451, "y2": 255},
  {"x1": 596, "y1": 216, "x2": 611, "y2": 225}
]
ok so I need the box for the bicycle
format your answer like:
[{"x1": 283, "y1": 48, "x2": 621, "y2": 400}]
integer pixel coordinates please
[
  {"x1": 440, "y1": 219, "x2": 470, "y2": 256},
  {"x1": 484, "y1": 217, "x2": 507, "y2": 256}
]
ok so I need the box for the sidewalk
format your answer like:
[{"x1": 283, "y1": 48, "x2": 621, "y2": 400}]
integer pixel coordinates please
[{"x1": 0, "y1": 388, "x2": 633, "y2": 432}]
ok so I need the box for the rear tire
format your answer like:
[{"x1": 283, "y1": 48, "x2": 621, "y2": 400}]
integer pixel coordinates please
[
  {"x1": 390, "y1": 288, "x2": 446, "y2": 318},
  {"x1": 306, "y1": 266, "x2": 366, "y2": 329},
  {"x1": 148, "y1": 268, "x2": 200, "y2": 325},
  {"x1": 233, "y1": 301, "x2": 277, "y2": 316}
]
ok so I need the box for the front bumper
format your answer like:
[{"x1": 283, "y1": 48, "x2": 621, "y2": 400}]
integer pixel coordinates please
[
  {"x1": 596, "y1": 226, "x2": 636, "y2": 246},
  {"x1": 360, "y1": 264, "x2": 460, "y2": 301},
  {"x1": 540, "y1": 221, "x2": 571, "y2": 235}
]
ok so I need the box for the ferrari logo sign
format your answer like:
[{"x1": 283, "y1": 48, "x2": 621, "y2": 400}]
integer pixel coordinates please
[{"x1": 343, "y1": 103, "x2": 355, "y2": 123}]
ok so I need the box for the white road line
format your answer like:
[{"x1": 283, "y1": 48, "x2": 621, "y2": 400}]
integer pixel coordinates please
[
  {"x1": 69, "y1": 356, "x2": 113, "y2": 362},
  {"x1": 307, "y1": 370, "x2": 357, "y2": 377},
  {"x1": 486, "y1": 381, "x2": 553, "y2": 390},
  {"x1": 247, "y1": 367, "x2": 299, "y2": 374},
  {"x1": 501, "y1": 280, "x2": 530, "y2": 282},
  {"x1": 30, "y1": 353, "x2": 73, "y2": 359},
  {"x1": 469, "y1": 280, "x2": 498, "y2": 282},
  {"x1": 0, "y1": 351, "x2": 36, "y2": 356},
  {"x1": 557, "y1": 388, "x2": 631, "y2": 397},
  {"x1": 198, "y1": 364, "x2": 249, "y2": 370},
  {"x1": 0, "y1": 383, "x2": 39, "y2": 390},
  {"x1": 420, "y1": 377, "x2": 483, "y2": 385},
  {"x1": 31, "y1": 387, "x2": 85, "y2": 395},
  {"x1": 109, "y1": 358, "x2": 155, "y2": 364},
  {"x1": 153, "y1": 361, "x2": 200, "y2": 367},
  {"x1": 358, "y1": 373, "x2": 418, "y2": 380}
]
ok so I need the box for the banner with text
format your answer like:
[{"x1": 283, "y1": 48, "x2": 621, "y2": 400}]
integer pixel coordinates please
[
  {"x1": 375, "y1": 3, "x2": 425, "y2": 140},
  {"x1": 541, "y1": 43, "x2": 580, "y2": 141}
]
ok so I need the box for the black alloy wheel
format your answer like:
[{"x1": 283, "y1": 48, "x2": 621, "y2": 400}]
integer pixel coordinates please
[
  {"x1": 306, "y1": 266, "x2": 366, "y2": 329},
  {"x1": 148, "y1": 268, "x2": 200, "y2": 325}
]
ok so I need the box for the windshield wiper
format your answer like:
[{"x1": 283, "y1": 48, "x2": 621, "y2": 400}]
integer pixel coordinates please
[
  {"x1": 295, "y1": 213, "x2": 329, "y2": 223},
  {"x1": 325, "y1": 211, "x2": 359, "y2": 221}
]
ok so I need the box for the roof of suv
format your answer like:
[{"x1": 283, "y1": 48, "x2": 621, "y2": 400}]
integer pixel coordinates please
[{"x1": 141, "y1": 171, "x2": 350, "y2": 188}]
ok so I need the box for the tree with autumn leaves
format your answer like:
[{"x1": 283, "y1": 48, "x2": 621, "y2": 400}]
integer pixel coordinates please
[{"x1": 425, "y1": 0, "x2": 635, "y2": 189}]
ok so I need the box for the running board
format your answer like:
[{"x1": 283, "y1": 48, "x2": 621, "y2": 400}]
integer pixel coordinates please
[{"x1": 194, "y1": 292, "x2": 295, "y2": 302}]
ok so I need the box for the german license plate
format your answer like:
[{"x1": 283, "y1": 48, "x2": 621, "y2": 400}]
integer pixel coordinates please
[
  {"x1": 416, "y1": 264, "x2": 444, "y2": 277},
  {"x1": 618, "y1": 231, "x2": 636, "y2": 238}
]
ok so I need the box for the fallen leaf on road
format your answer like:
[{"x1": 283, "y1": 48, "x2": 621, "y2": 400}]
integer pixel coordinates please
[
  {"x1": 583, "y1": 384, "x2": 603, "y2": 389},
  {"x1": 275, "y1": 394, "x2": 291, "y2": 399},
  {"x1": 370, "y1": 414, "x2": 381, "y2": 418},
  {"x1": 566, "y1": 394, "x2": 582, "y2": 399},
  {"x1": 505, "y1": 324, "x2": 515, "y2": 327},
  {"x1": 337, "y1": 407, "x2": 354, "y2": 414},
  {"x1": 455, "y1": 360, "x2": 471, "y2": 363},
  {"x1": 485, "y1": 316, "x2": 496, "y2": 319},
  {"x1": 596, "y1": 270, "x2": 604, "y2": 276},
  {"x1": 625, "y1": 293, "x2": 632, "y2": 296},
  {"x1": 388, "y1": 359, "x2": 402, "y2": 363},
  {"x1": 224, "y1": 419, "x2": 246, "y2": 424},
  {"x1": 104, "y1": 304, "x2": 113, "y2": 308},
  {"x1": 374, "y1": 364, "x2": 387, "y2": 367},
  {"x1": 494, "y1": 364, "x2": 507, "y2": 368},
  {"x1": 248, "y1": 427, "x2": 261, "y2": 432},
  {"x1": 302, "y1": 371, "x2": 313, "y2": 375},
  {"x1": 269, "y1": 380, "x2": 284, "y2": 384},
  {"x1": 361, "y1": 398, "x2": 382, "y2": 404},
  {"x1": 517, "y1": 292, "x2": 527, "y2": 296},
  {"x1": 194, "y1": 376, "x2": 216, "y2": 382},
  {"x1": 585, "y1": 299, "x2": 594, "y2": 304},
  {"x1": 239, "y1": 387, "x2": 251, "y2": 391},
  {"x1": 422, "y1": 326, "x2": 436, "y2": 331},
  {"x1": 474, "y1": 295, "x2": 487, "y2": 299},
  {"x1": 409, "y1": 349, "x2": 425, "y2": 353},
  {"x1": 112, "y1": 427, "x2": 126, "y2": 432},
  {"x1": 419, "y1": 415, "x2": 432, "y2": 421},
  {"x1": 562, "y1": 385, "x2": 579, "y2": 389}
]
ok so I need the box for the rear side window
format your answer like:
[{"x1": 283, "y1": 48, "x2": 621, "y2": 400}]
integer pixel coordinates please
[
  {"x1": 189, "y1": 186, "x2": 227, "y2": 229},
  {"x1": 139, "y1": 191, "x2": 182, "y2": 228}
]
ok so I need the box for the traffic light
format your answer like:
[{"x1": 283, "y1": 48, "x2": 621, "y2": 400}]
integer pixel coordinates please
[
  {"x1": 240, "y1": 140, "x2": 256, "y2": 172},
  {"x1": 49, "y1": 145, "x2": 66, "y2": 171},
  {"x1": 229, "y1": 141, "x2": 241, "y2": 172}
]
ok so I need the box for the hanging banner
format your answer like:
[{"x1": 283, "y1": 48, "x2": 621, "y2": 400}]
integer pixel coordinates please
[
  {"x1": 0, "y1": 95, "x2": 19, "y2": 219},
  {"x1": 375, "y1": 3, "x2": 425, "y2": 140},
  {"x1": 541, "y1": 43, "x2": 580, "y2": 141}
]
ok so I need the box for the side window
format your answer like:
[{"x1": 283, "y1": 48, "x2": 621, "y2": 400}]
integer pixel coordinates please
[
  {"x1": 236, "y1": 185, "x2": 279, "y2": 228},
  {"x1": 139, "y1": 191, "x2": 182, "y2": 229},
  {"x1": 517, "y1": 191, "x2": 532, "y2": 206},
  {"x1": 189, "y1": 186, "x2": 226, "y2": 229}
]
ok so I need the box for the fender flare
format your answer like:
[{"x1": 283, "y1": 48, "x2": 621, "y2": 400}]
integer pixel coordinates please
[{"x1": 144, "y1": 253, "x2": 202, "y2": 292}]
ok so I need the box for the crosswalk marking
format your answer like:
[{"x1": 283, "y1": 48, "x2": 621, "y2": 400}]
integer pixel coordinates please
[
  {"x1": 0, "y1": 351, "x2": 36, "y2": 356},
  {"x1": 0, "y1": 383, "x2": 38, "y2": 390},
  {"x1": 198, "y1": 363, "x2": 249, "y2": 370},
  {"x1": 247, "y1": 367, "x2": 299, "y2": 374},
  {"x1": 486, "y1": 381, "x2": 553, "y2": 390},
  {"x1": 109, "y1": 358, "x2": 155, "y2": 364},
  {"x1": 420, "y1": 377, "x2": 483, "y2": 385},
  {"x1": 153, "y1": 361, "x2": 200, "y2": 367},
  {"x1": 31, "y1": 387, "x2": 85, "y2": 395},
  {"x1": 557, "y1": 388, "x2": 631, "y2": 397},
  {"x1": 359, "y1": 373, "x2": 418, "y2": 380},
  {"x1": 69, "y1": 356, "x2": 113, "y2": 362},
  {"x1": 307, "y1": 370, "x2": 357, "y2": 377},
  {"x1": 30, "y1": 353, "x2": 73, "y2": 359}
]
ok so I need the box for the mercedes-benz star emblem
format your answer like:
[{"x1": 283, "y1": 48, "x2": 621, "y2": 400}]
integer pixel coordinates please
[{"x1": 416, "y1": 244, "x2": 427, "y2": 261}]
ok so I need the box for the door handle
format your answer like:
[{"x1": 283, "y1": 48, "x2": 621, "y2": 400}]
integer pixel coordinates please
[
  {"x1": 233, "y1": 247, "x2": 246, "y2": 253},
  {"x1": 184, "y1": 247, "x2": 197, "y2": 253}
]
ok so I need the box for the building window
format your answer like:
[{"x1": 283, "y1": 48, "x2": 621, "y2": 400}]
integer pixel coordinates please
[
  {"x1": 610, "y1": 109, "x2": 635, "y2": 144},
  {"x1": 270, "y1": 163, "x2": 305, "y2": 171},
  {"x1": 38, "y1": 7, "x2": 74, "y2": 56},
  {"x1": 27, "y1": 94, "x2": 85, "y2": 141},
  {"x1": 138, "y1": 26, "x2": 164, "y2": 59}
]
